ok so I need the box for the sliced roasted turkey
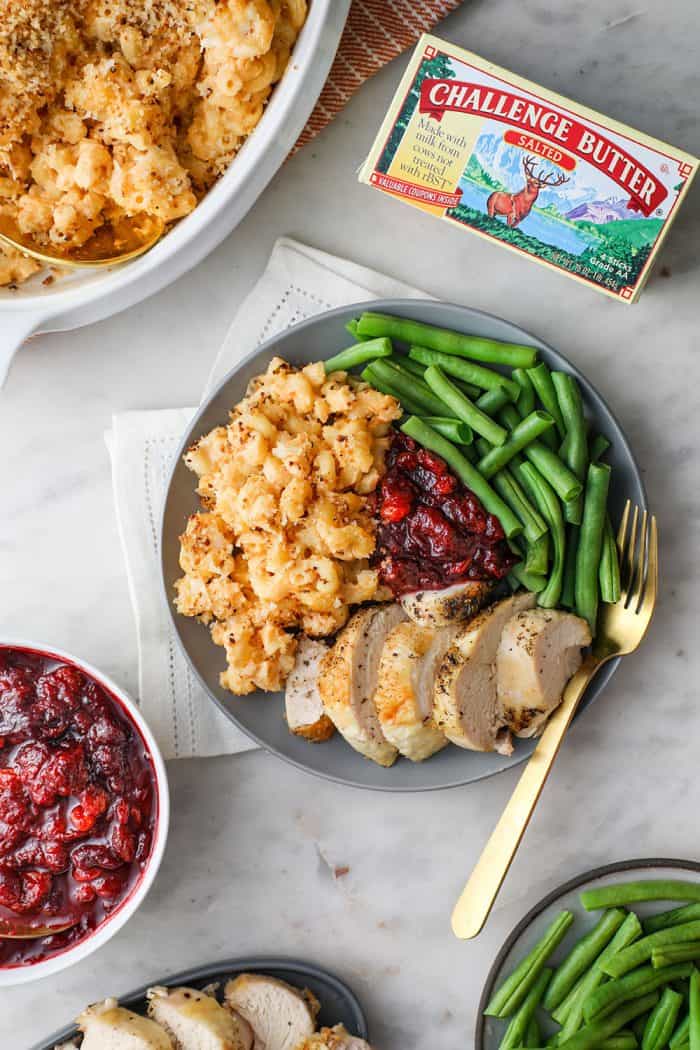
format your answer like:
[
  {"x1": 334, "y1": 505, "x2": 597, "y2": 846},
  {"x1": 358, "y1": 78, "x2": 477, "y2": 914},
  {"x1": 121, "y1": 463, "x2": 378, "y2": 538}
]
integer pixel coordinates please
[
  {"x1": 433, "y1": 592, "x2": 536, "y2": 752},
  {"x1": 319, "y1": 604, "x2": 406, "y2": 766},
  {"x1": 147, "y1": 985, "x2": 253, "y2": 1050},
  {"x1": 285, "y1": 637, "x2": 335, "y2": 742},
  {"x1": 373, "y1": 621, "x2": 455, "y2": 761},
  {"x1": 223, "y1": 974, "x2": 318, "y2": 1050},
  {"x1": 497, "y1": 608, "x2": 591, "y2": 737},
  {"x1": 77, "y1": 999, "x2": 173, "y2": 1050},
  {"x1": 400, "y1": 580, "x2": 495, "y2": 628},
  {"x1": 298, "y1": 1025, "x2": 373, "y2": 1050}
]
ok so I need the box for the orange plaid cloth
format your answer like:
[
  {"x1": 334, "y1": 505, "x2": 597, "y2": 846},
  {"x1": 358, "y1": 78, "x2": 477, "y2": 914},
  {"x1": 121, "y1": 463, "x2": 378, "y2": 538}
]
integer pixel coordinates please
[{"x1": 295, "y1": 0, "x2": 461, "y2": 149}]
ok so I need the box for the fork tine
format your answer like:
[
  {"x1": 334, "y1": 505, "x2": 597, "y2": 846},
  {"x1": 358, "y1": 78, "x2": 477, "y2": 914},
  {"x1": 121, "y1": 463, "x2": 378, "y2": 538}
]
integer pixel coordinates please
[
  {"x1": 621, "y1": 503, "x2": 639, "y2": 599},
  {"x1": 629, "y1": 509, "x2": 648, "y2": 611},
  {"x1": 640, "y1": 515, "x2": 658, "y2": 617},
  {"x1": 617, "y1": 499, "x2": 631, "y2": 552}
]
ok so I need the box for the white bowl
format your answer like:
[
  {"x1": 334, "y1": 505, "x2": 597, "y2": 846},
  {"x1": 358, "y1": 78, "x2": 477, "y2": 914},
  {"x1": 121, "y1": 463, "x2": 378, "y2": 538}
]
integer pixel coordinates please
[
  {"x1": 0, "y1": 0, "x2": 350, "y2": 387},
  {"x1": 0, "y1": 640, "x2": 170, "y2": 987}
]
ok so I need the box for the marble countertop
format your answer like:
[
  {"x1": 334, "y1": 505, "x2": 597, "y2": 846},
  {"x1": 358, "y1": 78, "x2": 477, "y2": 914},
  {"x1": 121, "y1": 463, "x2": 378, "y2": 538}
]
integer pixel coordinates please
[{"x1": 2, "y1": 1, "x2": 699, "y2": 1046}]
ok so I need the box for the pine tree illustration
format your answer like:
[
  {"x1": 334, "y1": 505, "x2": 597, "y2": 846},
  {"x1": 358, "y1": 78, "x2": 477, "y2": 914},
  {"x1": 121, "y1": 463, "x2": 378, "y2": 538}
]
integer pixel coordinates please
[{"x1": 376, "y1": 54, "x2": 456, "y2": 174}]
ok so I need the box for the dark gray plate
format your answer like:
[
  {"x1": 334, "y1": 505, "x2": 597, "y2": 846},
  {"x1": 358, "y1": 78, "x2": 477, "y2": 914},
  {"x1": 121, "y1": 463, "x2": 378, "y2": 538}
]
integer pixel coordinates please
[
  {"x1": 160, "y1": 299, "x2": 646, "y2": 791},
  {"x1": 476, "y1": 859, "x2": 700, "y2": 1049},
  {"x1": 37, "y1": 956, "x2": 368, "y2": 1050}
]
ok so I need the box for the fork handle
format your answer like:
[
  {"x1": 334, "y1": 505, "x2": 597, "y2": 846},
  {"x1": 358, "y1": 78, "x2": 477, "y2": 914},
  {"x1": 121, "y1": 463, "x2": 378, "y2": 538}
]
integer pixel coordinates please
[{"x1": 451, "y1": 660, "x2": 599, "y2": 939}]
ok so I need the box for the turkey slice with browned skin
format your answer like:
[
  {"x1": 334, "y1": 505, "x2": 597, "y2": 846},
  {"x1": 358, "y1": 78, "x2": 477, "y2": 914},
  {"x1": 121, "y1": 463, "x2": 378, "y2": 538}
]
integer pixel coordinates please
[
  {"x1": 319, "y1": 604, "x2": 406, "y2": 766},
  {"x1": 77, "y1": 999, "x2": 174, "y2": 1050},
  {"x1": 223, "y1": 975, "x2": 318, "y2": 1050},
  {"x1": 400, "y1": 580, "x2": 495, "y2": 628},
  {"x1": 497, "y1": 608, "x2": 591, "y2": 738},
  {"x1": 147, "y1": 986, "x2": 253, "y2": 1050},
  {"x1": 285, "y1": 637, "x2": 335, "y2": 742},
  {"x1": 374, "y1": 621, "x2": 455, "y2": 761},
  {"x1": 434, "y1": 592, "x2": 536, "y2": 752}
]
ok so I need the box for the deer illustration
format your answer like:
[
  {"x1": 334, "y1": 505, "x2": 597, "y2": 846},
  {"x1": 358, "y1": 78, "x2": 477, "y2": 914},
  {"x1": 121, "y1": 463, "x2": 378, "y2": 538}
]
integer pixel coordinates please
[{"x1": 487, "y1": 156, "x2": 570, "y2": 227}]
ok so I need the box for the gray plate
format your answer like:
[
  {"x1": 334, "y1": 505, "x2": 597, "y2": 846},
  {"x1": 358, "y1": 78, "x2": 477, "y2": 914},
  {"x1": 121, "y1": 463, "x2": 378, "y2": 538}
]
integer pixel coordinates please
[
  {"x1": 160, "y1": 299, "x2": 646, "y2": 791},
  {"x1": 477, "y1": 859, "x2": 700, "y2": 1049},
  {"x1": 36, "y1": 956, "x2": 368, "y2": 1050}
]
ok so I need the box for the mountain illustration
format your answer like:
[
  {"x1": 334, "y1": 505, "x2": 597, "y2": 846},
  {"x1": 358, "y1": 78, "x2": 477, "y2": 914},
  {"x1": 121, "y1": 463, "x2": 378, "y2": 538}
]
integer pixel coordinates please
[{"x1": 565, "y1": 198, "x2": 644, "y2": 223}]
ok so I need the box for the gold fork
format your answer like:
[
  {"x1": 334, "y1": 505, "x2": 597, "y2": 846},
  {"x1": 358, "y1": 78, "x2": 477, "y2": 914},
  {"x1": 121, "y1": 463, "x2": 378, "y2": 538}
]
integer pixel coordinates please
[{"x1": 451, "y1": 501, "x2": 658, "y2": 939}]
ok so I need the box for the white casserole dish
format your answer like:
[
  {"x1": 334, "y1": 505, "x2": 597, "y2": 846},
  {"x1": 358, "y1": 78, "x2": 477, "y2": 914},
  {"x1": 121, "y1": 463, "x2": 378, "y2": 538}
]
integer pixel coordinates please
[{"x1": 0, "y1": 1, "x2": 350, "y2": 387}]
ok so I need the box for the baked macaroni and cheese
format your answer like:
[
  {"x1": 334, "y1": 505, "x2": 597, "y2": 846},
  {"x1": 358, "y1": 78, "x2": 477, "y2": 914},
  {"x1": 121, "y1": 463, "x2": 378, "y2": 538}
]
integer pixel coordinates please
[
  {"x1": 175, "y1": 358, "x2": 401, "y2": 695},
  {"x1": 0, "y1": 0, "x2": 307, "y2": 285}
]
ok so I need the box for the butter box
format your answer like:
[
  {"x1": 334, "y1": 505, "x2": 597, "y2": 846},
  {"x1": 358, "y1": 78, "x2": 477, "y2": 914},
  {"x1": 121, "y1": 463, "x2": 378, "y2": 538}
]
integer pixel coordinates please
[{"x1": 359, "y1": 34, "x2": 698, "y2": 303}]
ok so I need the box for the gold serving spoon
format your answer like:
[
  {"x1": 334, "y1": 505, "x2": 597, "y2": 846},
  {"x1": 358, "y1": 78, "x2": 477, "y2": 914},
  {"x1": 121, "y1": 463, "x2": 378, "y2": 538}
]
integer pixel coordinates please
[
  {"x1": 0, "y1": 211, "x2": 164, "y2": 271},
  {"x1": 0, "y1": 917, "x2": 78, "y2": 939},
  {"x1": 452, "y1": 502, "x2": 658, "y2": 939}
]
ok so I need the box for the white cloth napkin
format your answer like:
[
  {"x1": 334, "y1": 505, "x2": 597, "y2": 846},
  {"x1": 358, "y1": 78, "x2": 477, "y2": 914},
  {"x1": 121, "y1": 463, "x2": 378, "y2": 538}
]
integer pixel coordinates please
[{"x1": 108, "y1": 238, "x2": 429, "y2": 759}]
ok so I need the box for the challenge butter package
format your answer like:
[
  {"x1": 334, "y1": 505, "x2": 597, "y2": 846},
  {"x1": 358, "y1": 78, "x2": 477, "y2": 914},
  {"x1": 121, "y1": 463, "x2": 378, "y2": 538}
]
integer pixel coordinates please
[{"x1": 359, "y1": 35, "x2": 698, "y2": 303}]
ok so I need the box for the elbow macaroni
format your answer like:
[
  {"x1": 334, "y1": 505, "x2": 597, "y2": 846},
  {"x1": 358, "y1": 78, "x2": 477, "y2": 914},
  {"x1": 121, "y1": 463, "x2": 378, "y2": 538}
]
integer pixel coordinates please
[
  {"x1": 0, "y1": 0, "x2": 308, "y2": 285},
  {"x1": 175, "y1": 358, "x2": 402, "y2": 695}
]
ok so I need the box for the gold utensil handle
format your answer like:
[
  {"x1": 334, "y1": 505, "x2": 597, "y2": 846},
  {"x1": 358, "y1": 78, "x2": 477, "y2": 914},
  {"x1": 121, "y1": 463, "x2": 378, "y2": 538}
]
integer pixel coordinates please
[{"x1": 451, "y1": 661, "x2": 598, "y2": 940}]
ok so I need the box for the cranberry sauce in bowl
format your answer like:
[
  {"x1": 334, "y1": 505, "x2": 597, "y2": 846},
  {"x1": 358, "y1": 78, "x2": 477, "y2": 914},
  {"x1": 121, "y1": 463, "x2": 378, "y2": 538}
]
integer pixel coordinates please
[
  {"x1": 0, "y1": 646, "x2": 161, "y2": 971},
  {"x1": 372, "y1": 432, "x2": 517, "y2": 596}
]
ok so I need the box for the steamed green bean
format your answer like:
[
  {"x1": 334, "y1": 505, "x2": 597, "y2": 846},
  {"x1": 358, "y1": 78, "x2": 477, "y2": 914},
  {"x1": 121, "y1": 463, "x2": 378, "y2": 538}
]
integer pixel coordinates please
[
  {"x1": 477, "y1": 412, "x2": 555, "y2": 478},
  {"x1": 424, "y1": 365, "x2": 509, "y2": 446},
  {"x1": 400, "y1": 418, "x2": 522, "y2": 539},
  {"x1": 544, "y1": 909, "x2": 627, "y2": 1012},
  {"x1": 602, "y1": 922, "x2": 700, "y2": 980},
  {"x1": 646, "y1": 906, "x2": 700, "y2": 936},
  {"x1": 642, "y1": 987, "x2": 683, "y2": 1050},
  {"x1": 599, "y1": 515, "x2": 621, "y2": 604},
  {"x1": 324, "y1": 337, "x2": 393, "y2": 373},
  {"x1": 574, "y1": 463, "x2": 611, "y2": 633},
  {"x1": 529, "y1": 362, "x2": 567, "y2": 440},
  {"x1": 409, "y1": 345, "x2": 520, "y2": 399},
  {"x1": 552, "y1": 371, "x2": 587, "y2": 525},
  {"x1": 419, "y1": 417, "x2": 474, "y2": 445},
  {"x1": 516, "y1": 462, "x2": 566, "y2": 608},
  {"x1": 485, "y1": 911, "x2": 574, "y2": 1017},
  {"x1": 356, "y1": 311, "x2": 538, "y2": 367},
  {"x1": 500, "y1": 968, "x2": 552, "y2": 1049},
  {"x1": 582, "y1": 883, "x2": 700, "y2": 912}
]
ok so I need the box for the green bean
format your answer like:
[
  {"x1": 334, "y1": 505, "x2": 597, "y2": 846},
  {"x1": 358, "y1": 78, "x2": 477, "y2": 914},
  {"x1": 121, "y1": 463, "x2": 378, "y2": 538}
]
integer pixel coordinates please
[
  {"x1": 489, "y1": 466, "x2": 549, "y2": 543},
  {"x1": 689, "y1": 968, "x2": 700, "y2": 1050},
  {"x1": 344, "y1": 318, "x2": 373, "y2": 342},
  {"x1": 555, "y1": 905, "x2": 642, "y2": 1036},
  {"x1": 516, "y1": 463, "x2": 566, "y2": 608},
  {"x1": 523, "y1": 442, "x2": 584, "y2": 503},
  {"x1": 560, "y1": 525, "x2": 579, "y2": 610},
  {"x1": 477, "y1": 386, "x2": 514, "y2": 415},
  {"x1": 645, "y1": 905, "x2": 700, "y2": 936},
  {"x1": 424, "y1": 365, "x2": 509, "y2": 446},
  {"x1": 500, "y1": 968, "x2": 552, "y2": 1049},
  {"x1": 585, "y1": 964, "x2": 692, "y2": 1023},
  {"x1": 671, "y1": 1014, "x2": 690, "y2": 1048},
  {"x1": 653, "y1": 944, "x2": 700, "y2": 968},
  {"x1": 526, "y1": 1017, "x2": 542, "y2": 1047},
  {"x1": 552, "y1": 372, "x2": 588, "y2": 525},
  {"x1": 574, "y1": 463, "x2": 611, "y2": 633},
  {"x1": 601, "y1": 1035, "x2": 639, "y2": 1049},
  {"x1": 556, "y1": 993, "x2": 660, "y2": 1050},
  {"x1": 409, "y1": 345, "x2": 520, "y2": 399},
  {"x1": 367, "y1": 359, "x2": 456, "y2": 418},
  {"x1": 477, "y1": 412, "x2": 555, "y2": 478},
  {"x1": 389, "y1": 354, "x2": 425, "y2": 378},
  {"x1": 361, "y1": 365, "x2": 426, "y2": 417},
  {"x1": 356, "y1": 311, "x2": 539, "y2": 367},
  {"x1": 642, "y1": 987, "x2": 683, "y2": 1050},
  {"x1": 324, "y1": 337, "x2": 393, "y2": 373},
  {"x1": 509, "y1": 564, "x2": 547, "y2": 593},
  {"x1": 529, "y1": 362, "x2": 567, "y2": 440},
  {"x1": 590, "y1": 433, "x2": 611, "y2": 462},
  {"x1": 599, "y1": 516, "x2": 621, "y2": 603},
  {"x1": 513, "y1": 367, "x2": 536, "y2": 418},
  {"x1": 582, "y1": 883, "x2": 700, "y2": 912},
  {"x1": 525, "y1": 533, "x2": 549, "y2": 575},
  {"x1": 544, "y1": 909, "x2": 627, "y2": 1012},
  {"x1": 485, "y1": 911, "x2": 574, "y2": 1017},
  {"x1": 602, "y1": 922, "x2": 700, "y2": 980},
  {"x1": 419, "y1": 417, "x2": 474, "y2": 446},
  {"x1": 400, "y1": 418, "x2": 523, "y2": 539}
]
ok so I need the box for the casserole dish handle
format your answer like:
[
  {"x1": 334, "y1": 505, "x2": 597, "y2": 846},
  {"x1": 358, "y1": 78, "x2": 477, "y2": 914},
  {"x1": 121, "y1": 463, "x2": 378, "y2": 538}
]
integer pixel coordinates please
[{"x1": 1, "y1": 312, "x2": 45, "y2": 388}]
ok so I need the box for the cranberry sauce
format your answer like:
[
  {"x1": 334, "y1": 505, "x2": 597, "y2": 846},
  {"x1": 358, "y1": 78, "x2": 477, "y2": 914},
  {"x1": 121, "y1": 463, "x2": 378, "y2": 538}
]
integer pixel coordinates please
[
  {"x1": 372, "y1": 432, "x2": 517, "y2": 596},
  {"x1": 0, "y1": 648, "x2": 156, "y2": 968}
]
